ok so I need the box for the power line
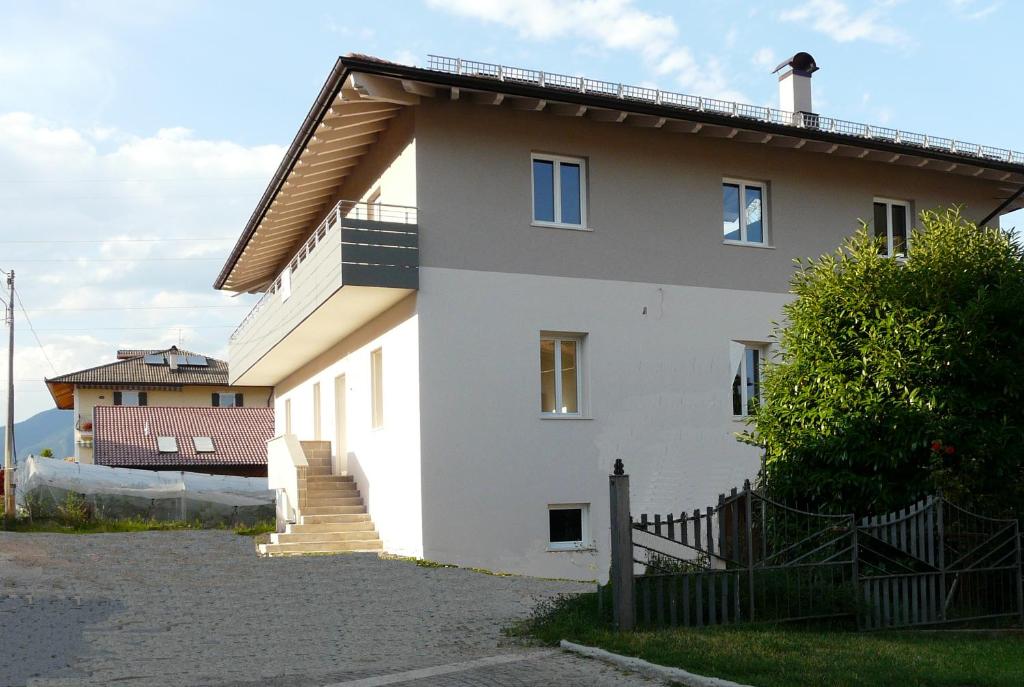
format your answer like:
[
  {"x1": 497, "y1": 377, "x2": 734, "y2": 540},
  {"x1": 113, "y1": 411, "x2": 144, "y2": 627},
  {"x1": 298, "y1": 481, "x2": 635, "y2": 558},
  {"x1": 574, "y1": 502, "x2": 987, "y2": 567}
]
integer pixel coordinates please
[
  {"x1": 25, "y1": 305, "x2": 248, "y2": 312},
  {"x1": 13, "y1": 287, "x2": 57, "y2": 375},
  {"x1": 24, "y1": 325, "x2": 235, "y2": 329},
  {"x1": 0, "y1": 237, "x2": 235, "y2": 244},
  {"x1": 6, "y1": 257, "x2": 224, "y2": 263}
]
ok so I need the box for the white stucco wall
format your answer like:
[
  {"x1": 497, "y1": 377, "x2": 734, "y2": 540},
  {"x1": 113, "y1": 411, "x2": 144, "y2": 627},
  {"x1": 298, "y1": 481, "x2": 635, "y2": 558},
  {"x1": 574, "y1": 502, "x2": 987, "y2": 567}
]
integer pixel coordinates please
[
  {"x1": 274, "y1": 298, "x2": 423, "y2": 558},
  {"x1": 416, "y1": 266, "x2": 788, "y2": 582}
]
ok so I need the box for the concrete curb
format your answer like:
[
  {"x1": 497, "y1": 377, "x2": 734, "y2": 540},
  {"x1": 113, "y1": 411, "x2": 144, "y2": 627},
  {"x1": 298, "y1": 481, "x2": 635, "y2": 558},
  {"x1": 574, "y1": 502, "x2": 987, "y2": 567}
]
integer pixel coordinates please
[{"x1": 560, "y1": 640, "x2": 756, "y2": 687}]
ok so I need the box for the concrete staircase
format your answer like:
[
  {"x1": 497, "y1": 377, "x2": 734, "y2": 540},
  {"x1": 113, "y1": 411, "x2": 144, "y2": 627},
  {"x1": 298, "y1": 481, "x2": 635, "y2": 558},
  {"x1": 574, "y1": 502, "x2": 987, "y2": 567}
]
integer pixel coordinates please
[{"x1": 258, "y1": 441, "x2": 383, "y2": 557}]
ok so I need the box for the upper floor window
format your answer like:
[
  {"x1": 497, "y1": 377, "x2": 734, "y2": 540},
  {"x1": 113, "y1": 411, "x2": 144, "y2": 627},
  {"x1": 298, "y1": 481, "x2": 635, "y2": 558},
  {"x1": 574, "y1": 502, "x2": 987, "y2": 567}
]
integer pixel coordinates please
[
  {"x1": 212, "y1": 392, "x2": 243, "y2": 407},
  {"x1": 723, "y1": 180, "x2": 767, "y2": 246},
  {"x1": 732, "y1": 344, "x2": 764, "y2": 417},
  {"x1": 370, "y1": 347, "x2": 384, "y2": 429},
  {"x1": 532, "y1": 154, "x2": 587, "y2": 229},
  {"x1": 114, "y1": 391, "x2": 147, "y2": 406},
  {"x1": 540, "y1": 333, "x2": 584, "y2": 416},
  {"x1": 873, "y1": 199, "x2": 910, "y2": 258}
]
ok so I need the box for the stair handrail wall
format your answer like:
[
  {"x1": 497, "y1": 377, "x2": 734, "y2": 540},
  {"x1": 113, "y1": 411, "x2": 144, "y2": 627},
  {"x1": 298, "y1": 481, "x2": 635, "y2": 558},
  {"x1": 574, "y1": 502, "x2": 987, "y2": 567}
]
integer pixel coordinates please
[{"x1": 267, "y1": 434, "x2": 308, "y2": 532}]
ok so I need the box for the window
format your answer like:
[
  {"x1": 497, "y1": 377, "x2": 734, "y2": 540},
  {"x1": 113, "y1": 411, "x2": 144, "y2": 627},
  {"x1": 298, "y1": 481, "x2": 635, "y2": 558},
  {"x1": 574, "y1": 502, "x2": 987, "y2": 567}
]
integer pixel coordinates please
[
  {"x1": 722, "y1": 180, "x2": 767, "y2": 245},
  {"x1": 540, "y1": 334, "x2": 583, "y2": 416},
  {"x1": 193, "y1": 437, "x2": 215, "y2": 453},
  {"x1": 370, "y1": 348, "x2": 384, "y2": 429},
  {"x1": 873, "y1": 199, "x2": 911, "y2": 257},
  {"x1": 548, "y1": 504, "x2": 590, "y2": 550},
  {"x1": 313, "y1": 382, "x2": 322, "y2": 440},
  {"x1": 532, "y1": 154, "x2": 587, "y2": 228},
  {"x1": 732, "y1": 344, "x2": 765, "y2": 417},
  {"x1": 113, "y1": 391, "x2": 147, "y2": 406},
  {"x1": 157, "y1": 436, "x2": 178, "y2": 453},
  {"x1": 212, "y1": 393, "x2": 243, "y2": 407}
]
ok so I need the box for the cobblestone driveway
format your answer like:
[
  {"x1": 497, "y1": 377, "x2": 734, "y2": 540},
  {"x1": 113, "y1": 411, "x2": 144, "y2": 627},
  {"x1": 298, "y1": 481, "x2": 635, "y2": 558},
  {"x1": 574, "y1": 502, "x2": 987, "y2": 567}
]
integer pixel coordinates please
[{"x1": 0, "y1": 532, "x2": 658, "y2": 686}]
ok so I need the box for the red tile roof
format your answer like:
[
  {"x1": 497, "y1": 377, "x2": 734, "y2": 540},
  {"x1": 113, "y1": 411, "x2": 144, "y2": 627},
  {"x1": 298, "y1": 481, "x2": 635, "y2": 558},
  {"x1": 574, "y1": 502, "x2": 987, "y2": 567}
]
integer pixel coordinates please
[{"x1": 93, "y1": 406, "x2": 274, "y2": 467}]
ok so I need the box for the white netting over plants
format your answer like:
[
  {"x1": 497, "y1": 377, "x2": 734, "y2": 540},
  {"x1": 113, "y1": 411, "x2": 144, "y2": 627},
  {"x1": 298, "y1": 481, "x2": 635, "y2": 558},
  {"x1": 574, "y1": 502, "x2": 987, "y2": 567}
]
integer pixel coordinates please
[{"x1": 15, "y1": 457, "x2": 274, "y2": 525}]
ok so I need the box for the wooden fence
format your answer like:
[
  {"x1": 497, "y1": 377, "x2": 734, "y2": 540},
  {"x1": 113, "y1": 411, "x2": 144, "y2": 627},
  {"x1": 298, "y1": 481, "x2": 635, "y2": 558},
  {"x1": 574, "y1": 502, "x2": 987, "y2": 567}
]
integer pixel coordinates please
[{"x1": 608, "y1": 461, "x2": 1023, "y2": 631}]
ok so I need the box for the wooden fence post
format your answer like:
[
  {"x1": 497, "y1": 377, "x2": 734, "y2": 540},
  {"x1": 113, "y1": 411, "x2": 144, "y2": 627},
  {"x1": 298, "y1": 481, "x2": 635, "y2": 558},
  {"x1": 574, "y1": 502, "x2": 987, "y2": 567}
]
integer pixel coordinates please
[
  {"x1": 744, "y1": 480, "x2": 755, "y2": 623},
  {"x1": 609, "y1": 459, "x2": 634, "y2": 631},
  {"x1": 936, "y1": 495, "x2": 947, "y2": 623}
]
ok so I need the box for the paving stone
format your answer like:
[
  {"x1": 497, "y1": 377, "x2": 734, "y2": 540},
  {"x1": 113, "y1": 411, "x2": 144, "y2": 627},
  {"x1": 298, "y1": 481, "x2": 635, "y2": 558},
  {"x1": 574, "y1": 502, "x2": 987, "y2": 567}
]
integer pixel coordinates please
[{"x1": 0, "y1": 532, "x2": 659, "y2": 686}]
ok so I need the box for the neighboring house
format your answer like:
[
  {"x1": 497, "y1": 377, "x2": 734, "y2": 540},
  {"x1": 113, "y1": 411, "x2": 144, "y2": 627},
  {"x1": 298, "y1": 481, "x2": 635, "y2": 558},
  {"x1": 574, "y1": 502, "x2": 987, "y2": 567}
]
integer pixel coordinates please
[
  {"x1": 214, "y1": 52, "x2": 1024, "y2": 577},
  {"x1": 92, "y1": 406, "x2": 274, "y2": 477},
  {"x1": 45, "y1": 347, "x2": 272, "y2": 464}
]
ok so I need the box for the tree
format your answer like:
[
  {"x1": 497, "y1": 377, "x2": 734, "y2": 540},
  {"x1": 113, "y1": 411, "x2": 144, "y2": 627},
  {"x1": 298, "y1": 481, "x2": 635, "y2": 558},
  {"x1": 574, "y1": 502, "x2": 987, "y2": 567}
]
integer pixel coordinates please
[
  {"x1": 741, "y1": 207, "x2": 1024, "y2": 517},
  {"x1": 38, "y1": 448, "x2": 53, "y2": 458}
]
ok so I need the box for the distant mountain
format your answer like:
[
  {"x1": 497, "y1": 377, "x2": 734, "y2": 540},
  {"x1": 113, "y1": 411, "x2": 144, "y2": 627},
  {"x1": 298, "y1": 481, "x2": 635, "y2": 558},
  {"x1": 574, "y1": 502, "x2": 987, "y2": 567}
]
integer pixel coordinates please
[{"x1": 0, "y1": 408, "x2": 73, "y2": 463}]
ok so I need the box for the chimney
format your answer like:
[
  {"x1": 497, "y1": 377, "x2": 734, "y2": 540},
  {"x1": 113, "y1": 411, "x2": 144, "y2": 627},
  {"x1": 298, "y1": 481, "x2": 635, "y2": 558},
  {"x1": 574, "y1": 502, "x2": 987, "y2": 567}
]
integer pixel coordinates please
[{"x1": 773, "y1": 52, "x2": 818, "y2": 122}]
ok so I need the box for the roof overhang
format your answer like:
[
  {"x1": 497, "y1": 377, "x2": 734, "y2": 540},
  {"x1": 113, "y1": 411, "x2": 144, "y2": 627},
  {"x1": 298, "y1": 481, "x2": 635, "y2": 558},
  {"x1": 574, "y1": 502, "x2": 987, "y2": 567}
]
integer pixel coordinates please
[
  {"x1": 216, "y1": 55, "x2": 1024, "y2": 291},
  {"x1": 46, "y1": 381, "x2": 74, "y2": 410}
]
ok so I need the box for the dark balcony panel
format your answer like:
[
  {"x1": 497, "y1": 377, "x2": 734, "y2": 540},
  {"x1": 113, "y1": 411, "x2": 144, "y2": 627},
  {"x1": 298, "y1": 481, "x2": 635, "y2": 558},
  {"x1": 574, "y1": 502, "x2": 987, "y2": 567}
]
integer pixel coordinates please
[{"x1": 341, "y1": 219, "x2": 419, "y2": 289}]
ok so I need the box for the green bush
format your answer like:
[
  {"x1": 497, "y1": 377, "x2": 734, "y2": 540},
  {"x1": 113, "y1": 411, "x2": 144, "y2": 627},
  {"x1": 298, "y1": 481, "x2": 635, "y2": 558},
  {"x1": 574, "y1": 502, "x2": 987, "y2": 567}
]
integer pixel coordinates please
[{"x1": 741, "y1": 208, "x2": 1024, "y2": 517}]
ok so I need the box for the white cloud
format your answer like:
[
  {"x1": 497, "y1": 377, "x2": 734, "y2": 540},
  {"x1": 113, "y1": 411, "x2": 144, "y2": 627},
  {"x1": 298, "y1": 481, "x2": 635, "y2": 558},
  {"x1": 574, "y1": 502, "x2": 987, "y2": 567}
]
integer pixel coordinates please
[
  {"x1": 948, "y1": 0, "x2": 1001, "y2": 20},
  {"x1": 752, "y1": 48, "x2": 777, "y2": 70},
  {"x1": 0, "y1": 112, "x2": 282, "y2": 420},
  {"x1": 426, "y1": 0, "x2": 745, "y2": 100},
  {"x1": 780, "y1": 0, "x2": 910, "y2": 47}
]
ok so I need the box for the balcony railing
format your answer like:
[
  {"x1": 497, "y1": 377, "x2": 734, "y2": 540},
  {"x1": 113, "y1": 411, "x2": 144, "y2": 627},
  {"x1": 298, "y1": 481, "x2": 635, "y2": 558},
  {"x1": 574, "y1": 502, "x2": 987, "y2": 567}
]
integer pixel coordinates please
[{"x1": 231, "y1": 199, "x2": 418, "y2": 342}]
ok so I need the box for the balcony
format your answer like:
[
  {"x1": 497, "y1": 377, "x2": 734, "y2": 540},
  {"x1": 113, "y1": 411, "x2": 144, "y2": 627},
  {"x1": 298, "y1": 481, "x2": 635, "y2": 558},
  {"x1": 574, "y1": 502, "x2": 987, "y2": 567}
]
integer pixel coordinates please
[{"x1": 229, "y1": 200, "x2": 418, "y2": 386}]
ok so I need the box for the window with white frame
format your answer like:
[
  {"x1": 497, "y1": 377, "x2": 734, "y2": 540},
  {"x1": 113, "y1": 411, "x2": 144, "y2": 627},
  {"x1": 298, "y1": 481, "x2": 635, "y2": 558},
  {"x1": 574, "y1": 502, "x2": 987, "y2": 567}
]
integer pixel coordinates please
[
  {"x1": 540, "y1": 334, "x2": 583, "y2": 415},
  {"x1": 113, "y1": 391, "x2": 146, "y2": 406},
  {"x1": 548, "y1": 503, "x2": 590, "y2": 550},
  {"x1": 370, "y1": 347, "x2": 384, "y2": 429},
  {"x1": 532, "y1": 154, "x2": 587, "y2": 228},
  {"x1": 873, "y1": 198, "x2": 911, "y2": 257},
  {"x1": 722, "y1": 180, "x2": 767, "y2": 245},
  {"x1": 212, "y1": 392, "x2": 243, "y2": 407},
  {"x1": 732, "y1": 344, "x2": 765, "y2": 417}
]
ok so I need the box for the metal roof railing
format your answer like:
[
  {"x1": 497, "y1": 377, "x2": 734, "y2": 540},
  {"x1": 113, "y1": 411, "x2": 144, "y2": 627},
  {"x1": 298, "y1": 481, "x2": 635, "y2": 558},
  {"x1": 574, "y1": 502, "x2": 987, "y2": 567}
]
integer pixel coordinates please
[{"x1": 426, "y1": 54, "x2": 1024, "y2": 167}]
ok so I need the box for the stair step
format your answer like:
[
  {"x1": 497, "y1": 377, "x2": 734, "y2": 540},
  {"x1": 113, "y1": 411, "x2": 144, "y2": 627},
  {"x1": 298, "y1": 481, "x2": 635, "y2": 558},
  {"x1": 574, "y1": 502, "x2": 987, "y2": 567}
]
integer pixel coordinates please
[
  {"x1": 300, "y1": 513, "x2": 370, "y2": 524},
  {"x1": 305, "y1": 474, "x2": 354, "y2": 483},
  {"x1": 259, "y1": 539, "x2": 383, "y2": 556},
  {"x1": 305, "y1": 496, "x2": 363, "y2": 507},
  {"x1": 272, "y1": 530, "x2": 380, "y2": 544},
  {"x1": 306, "y1": 482, "x2": 358, "y2": 492},
  {"x1": 288, "y1": 521, "x2": 376, "y2": 534},
  {"x1": 305, "y1": 466, "x2": 334, "y2": 476},
  {"x1": 303, "y1": 505, "x2": 367, "y2": 515}
]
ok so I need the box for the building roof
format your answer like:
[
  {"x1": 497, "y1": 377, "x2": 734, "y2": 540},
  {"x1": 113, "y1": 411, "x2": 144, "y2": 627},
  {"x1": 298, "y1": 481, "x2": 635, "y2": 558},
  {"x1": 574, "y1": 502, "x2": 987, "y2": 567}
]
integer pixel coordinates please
[
  {"x1": 45, "y1": 346, "x2": 229, "y2": 410},
  {"x1": 214, "y1": 53, "x2": 1024, "y2": 293},
  {"x1": 92, "y1": 406, "x2": 274, "y2": 467}
]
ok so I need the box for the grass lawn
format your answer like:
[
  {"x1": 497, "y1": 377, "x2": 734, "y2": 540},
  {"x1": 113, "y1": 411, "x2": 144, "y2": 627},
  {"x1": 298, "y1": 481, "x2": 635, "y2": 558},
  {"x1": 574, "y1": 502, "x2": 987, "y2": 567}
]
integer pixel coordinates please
[
  {"x1": 2, "y1": 516, "x2": 276, "y2": 536},
  {"x1": 512, "y1": 593, "x2": 1024, "y2": 687}
]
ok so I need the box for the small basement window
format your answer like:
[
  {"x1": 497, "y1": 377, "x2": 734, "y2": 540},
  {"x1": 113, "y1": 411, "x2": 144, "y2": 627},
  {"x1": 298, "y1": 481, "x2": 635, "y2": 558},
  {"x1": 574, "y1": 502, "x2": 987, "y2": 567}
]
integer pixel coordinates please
[
  {"x1": 193, "y1": 437, "x2": 215, "y2": 453},
  {"x1": 548, "y1": 504, "x2": 590, "y2": 551},
  {"x1": 157, "y1": 436, "x2": 178, "y2": 453}
]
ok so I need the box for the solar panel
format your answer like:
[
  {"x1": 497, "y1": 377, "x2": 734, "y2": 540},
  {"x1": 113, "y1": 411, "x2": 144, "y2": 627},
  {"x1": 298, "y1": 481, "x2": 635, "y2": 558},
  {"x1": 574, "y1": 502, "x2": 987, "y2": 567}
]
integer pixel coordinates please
[
  {"x1": 171, "y1": 354, "x2": 189, "y2": 366},
  {"x1": 157, "y1": 436, "x2": 178, "y2": 453},
  {"x1": 193, "y1": 436, "x2": 215, "y2": 453},
  {"x1": 143, "y1": 354, "x2": 165, "y2": 365},
  {"x1": 185, "y1": 355, "x2": 208, "y2": 367}
]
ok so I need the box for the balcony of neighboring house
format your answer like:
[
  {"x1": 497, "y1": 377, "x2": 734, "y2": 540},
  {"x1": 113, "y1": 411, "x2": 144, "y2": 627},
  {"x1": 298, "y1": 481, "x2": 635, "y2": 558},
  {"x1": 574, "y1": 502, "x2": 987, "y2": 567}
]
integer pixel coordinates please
[{"x1": 229, "y1": 199, "x2": 418, "y2": 386}]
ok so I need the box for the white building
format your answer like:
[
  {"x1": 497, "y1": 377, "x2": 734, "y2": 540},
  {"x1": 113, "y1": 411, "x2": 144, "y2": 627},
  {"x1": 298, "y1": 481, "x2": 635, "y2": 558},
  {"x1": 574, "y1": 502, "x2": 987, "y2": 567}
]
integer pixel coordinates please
[{"x1": 215, "y1": 52, "x2": 1024, "y2": 580}]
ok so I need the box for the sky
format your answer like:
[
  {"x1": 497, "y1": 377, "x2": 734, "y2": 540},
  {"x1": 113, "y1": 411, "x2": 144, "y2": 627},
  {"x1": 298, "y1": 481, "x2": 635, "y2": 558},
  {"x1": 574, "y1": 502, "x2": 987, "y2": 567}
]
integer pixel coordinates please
[{"x1": 2, "y1": 0, "x2": 1022, "y2": 422}]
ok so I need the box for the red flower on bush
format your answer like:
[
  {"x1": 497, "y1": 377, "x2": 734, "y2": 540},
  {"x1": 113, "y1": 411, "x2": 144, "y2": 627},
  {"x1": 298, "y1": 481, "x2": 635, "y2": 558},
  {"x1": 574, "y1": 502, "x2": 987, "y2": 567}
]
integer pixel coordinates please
[
  {"x1": 944, "y1": 445, "x2": 955, "y2": 455},
  {"x1": 931, "y1": 440, "x2": 942, "y2": 452}
]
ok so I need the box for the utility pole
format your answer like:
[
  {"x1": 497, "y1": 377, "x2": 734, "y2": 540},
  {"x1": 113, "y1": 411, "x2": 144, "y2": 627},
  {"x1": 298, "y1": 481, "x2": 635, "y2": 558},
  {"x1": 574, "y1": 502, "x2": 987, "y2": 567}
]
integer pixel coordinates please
[{"x1": 3, "y1": 269, "x2": 14, "y2": 519}]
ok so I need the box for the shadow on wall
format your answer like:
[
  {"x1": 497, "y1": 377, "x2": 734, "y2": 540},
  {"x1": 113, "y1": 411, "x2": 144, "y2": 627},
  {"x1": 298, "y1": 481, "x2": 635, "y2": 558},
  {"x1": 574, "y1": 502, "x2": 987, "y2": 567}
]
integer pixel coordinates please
[{"x1": 346, "y1": 450, "x2": 372, "y2": 512}]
